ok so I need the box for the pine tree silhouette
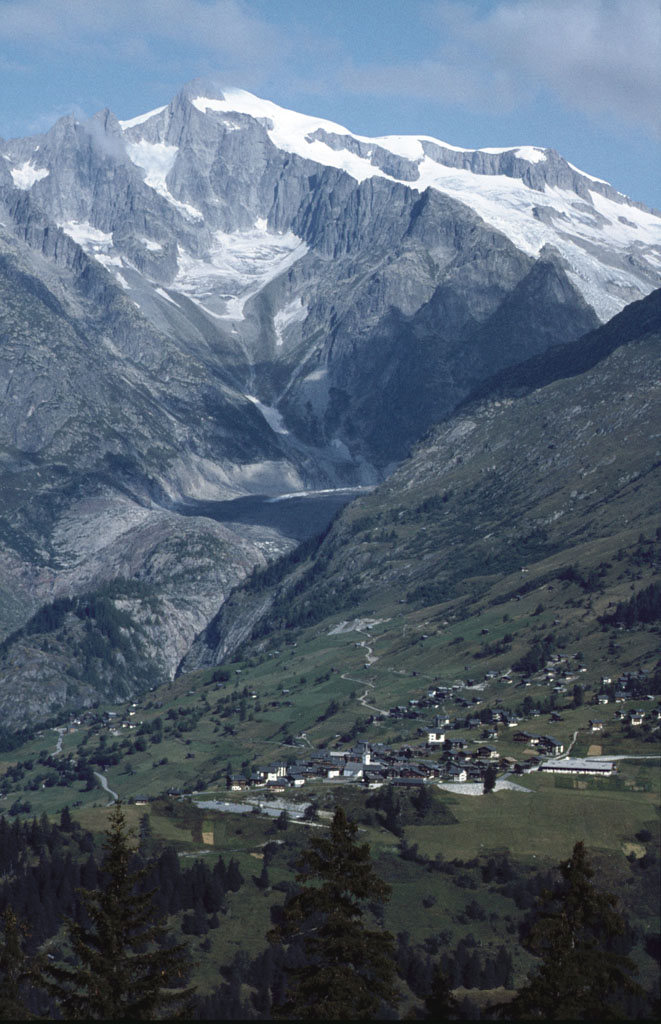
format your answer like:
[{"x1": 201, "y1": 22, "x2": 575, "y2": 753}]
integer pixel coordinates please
[
  {"x1": 0, "y1": 906, "x2": 42, "y2": 1019},
  {"x1": 270, "y1": 805, "x2": 398, "y2": 1019},
  {"x1": 511, "y1": 841, "x2": 642, "y2": 1019},
  {"x1": 44, "y1": 802, "x2": 193, "y2": 1020}
]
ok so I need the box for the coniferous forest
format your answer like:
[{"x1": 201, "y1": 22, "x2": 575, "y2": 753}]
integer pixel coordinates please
[{"x1": 0, "y1": 801, "x2": 657, "y2": 1020}]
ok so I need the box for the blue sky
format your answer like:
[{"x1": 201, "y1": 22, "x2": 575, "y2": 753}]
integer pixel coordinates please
[{"x1": 0, "y1": 0, "x2": 659, "y2": 207}]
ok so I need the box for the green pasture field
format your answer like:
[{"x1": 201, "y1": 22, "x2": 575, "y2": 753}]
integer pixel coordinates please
[{"x1": 427, "y1": 776, "x2": 658, "y2": 864}]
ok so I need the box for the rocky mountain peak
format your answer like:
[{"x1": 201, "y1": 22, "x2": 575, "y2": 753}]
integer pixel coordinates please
[{"x1": 0, "y1": 83, "x2": 659, "y2": 722}]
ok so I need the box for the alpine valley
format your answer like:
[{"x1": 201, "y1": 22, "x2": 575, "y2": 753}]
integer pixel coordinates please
[{"x1": 0, "y1": 78, "x2": 660, "y2": 729}]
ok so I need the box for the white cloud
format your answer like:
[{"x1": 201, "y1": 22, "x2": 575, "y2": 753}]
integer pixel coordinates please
[
  {"x1": 345, "y1": 0, "x2": 661, "y2": 135},
  {"x1": 0, "y1": 0, "x2": 286, "y2": 64}
]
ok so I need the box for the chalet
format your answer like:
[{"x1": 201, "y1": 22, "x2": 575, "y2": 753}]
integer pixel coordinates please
[
  {"x1": 446, "y1": 737, "x2": 469, "y2": 752},
  {"x1": 445, "y1": 764, "x2": 468, "y2": 782},
  {"x1": 287, "y1": 772, "x2": 306, "y2": 787},
  {"x1": 539, "y1": 736, "x2": 564, "y2": 755},
  {"x1": 427, "y1": 725, "x2": 446, "y2": 746},
  {"x1": 476, "y1": 745, "x2": 499, "y2": 760},
  {"x1": 589, "y1": 720, "x2": 603, "y2": 732},
  {"x1": 398, "y1": 764, "x2": 427, "y2": 780},
  {"x1": 513, "y1": 731, "x2": 539, "y2": 745}
]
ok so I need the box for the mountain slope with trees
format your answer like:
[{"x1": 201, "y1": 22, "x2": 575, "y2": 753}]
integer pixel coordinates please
[{"x1": 185, "y1": 288, "x2": 661, "y2": 670}]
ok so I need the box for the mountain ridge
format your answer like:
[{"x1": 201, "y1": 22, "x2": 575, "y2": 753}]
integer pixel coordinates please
[{"x1": 0, "y1": 82, "x2": 659, "y2": 725}]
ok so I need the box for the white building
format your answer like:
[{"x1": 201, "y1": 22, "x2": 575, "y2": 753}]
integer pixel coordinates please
[{"x1": 539, "y1": 758, "x2": 616, "y2": 776}]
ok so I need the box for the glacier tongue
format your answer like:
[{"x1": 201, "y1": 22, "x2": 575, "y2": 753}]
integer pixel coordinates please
[{"x1": 174, "y1": 223, "x2": 308, "y2": 321}]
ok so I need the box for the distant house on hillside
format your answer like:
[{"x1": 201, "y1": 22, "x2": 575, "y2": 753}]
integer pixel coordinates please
[
  {"x1": 476, "y1": 745, "x2": 499, "y2": 760},
  {"x1": 539, "y1": 736, "x2": 564, "y2": 755},
  {"x1": 427, "y1": 717, "x2": 446, "y2": 745}
]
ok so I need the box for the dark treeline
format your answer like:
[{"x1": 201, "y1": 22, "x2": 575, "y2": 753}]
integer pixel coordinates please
[
  {"x1": 0, "y1": 806, "x2": 658, "y2": 1020},
  {"x1": 601, "y1": 581, "x2": 661, "y2": 629},
  {"x1": 0, "y1": 811, "x2": 244, "y2": 953}
]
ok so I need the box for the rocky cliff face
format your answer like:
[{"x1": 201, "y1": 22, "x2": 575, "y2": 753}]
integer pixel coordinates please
[
  {"x1": 0, "y1": 81, "x2": 659, "y2": 724},
  {"x1": 3, "y1": 80, "x2": 658, "y2": 478}
]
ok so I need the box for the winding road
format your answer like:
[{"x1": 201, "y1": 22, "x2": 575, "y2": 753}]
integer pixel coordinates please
[
  {"x1": 340, "y1": 627, "x2": 391, "y2": 716},
  {"x1": 94, "y1": 772, "x2": 119, "y2": 804},
  {"x1": 52, "y1": 727, "x2": 66, "y2": 756}
]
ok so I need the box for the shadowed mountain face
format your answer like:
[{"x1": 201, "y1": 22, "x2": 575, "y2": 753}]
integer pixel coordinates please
[
  {"x1": 0, "y1": 81, "x2": 659, "y2": 724},
  {"x1": 183, "y1": 288, "x2": 661, "y2": 671}
]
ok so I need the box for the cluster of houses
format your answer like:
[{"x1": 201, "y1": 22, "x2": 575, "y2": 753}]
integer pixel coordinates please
[
  {"x1": 594, "y1": 695, "x2": 660, "y2": 727},
  {"x1": 226, "y1": 737, "x2": 514, "y2": 792},
  {"x1": 511, "y1": 732, "x2": 564, "y2": 755},
  {"x1": 58, "y1": 704, "x2": 145, "y2": 735},
  {"x1": 45, "y1": 656, "x2": 657, "y2": 802}
]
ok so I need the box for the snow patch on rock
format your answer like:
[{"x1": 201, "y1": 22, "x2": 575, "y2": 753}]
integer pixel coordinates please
[
  {"x1": 10, "y1": 161, "x2": 49, "y2": 189},
  {"x1": 246, "y1": 395, "x2": 289, "y2": 434},
  {"x1": 274, "y1": 296, "x2": 307, "y2": 345}
]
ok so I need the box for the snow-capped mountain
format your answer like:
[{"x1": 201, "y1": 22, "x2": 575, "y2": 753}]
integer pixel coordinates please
[
  {"x1": 0, "y1": 80, "x2": 659, "y2": 713},
  {"x1": 6, "y1": 82, "x2": 659, "y2": 315},
  {"x1": 2, "y1": 81, "x2": 658, "y2": 462},
  {"x1": 3, "y1": 80, "x2": 658, "y2": 478}
]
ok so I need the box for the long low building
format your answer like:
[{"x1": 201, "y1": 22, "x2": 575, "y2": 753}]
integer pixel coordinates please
[{"x1": 539, "y1": 757, "x2": 617, "y2": 775}]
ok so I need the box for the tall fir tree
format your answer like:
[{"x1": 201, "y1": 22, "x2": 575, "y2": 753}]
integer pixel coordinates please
[
  {"x1": 511, "y1": 841, "x2": 642, "y2": 1020},
  {"x1": 0, "y1": 906, "x2": 41, "y2": 1019},
  {"x1": 483, "y1": 764, "x2": 498, "y2": 794},
  {"x1": 270, "y1": 805, "x2": 398, "y2": 1019},
  {"x1": 424, "y1": 959, "x2": 458, "y2": 1020},
  {"x1": 44, "y1": 802, "x2": 192, "y2": 1020}
]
